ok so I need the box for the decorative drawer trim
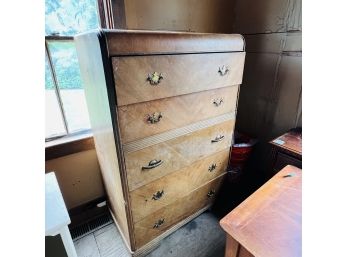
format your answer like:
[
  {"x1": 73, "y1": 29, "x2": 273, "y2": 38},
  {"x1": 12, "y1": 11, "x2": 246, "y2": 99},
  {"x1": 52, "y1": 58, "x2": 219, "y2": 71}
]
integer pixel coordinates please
[{"x1": 123, "y1": 112, "x2": 235, "y2": 153}]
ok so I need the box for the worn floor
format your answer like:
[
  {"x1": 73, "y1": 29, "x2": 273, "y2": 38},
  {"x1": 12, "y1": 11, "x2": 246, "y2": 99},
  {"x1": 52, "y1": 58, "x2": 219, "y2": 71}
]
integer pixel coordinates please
[{"x1": 74, "y1": 211, "x2": 225, "y2": 257}]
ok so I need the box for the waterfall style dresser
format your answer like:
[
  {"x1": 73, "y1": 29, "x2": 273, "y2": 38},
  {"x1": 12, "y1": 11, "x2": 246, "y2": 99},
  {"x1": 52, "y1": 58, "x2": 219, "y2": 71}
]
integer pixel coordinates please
[{"x1": 75, "y1": 30, "x2": 245, "y2": 256}]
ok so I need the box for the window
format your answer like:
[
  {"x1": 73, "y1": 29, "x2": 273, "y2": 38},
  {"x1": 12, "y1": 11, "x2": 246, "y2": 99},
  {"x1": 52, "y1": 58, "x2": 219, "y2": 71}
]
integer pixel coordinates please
[{"x1": 45, "y1": 0, "x2": 100, "y2": 141}]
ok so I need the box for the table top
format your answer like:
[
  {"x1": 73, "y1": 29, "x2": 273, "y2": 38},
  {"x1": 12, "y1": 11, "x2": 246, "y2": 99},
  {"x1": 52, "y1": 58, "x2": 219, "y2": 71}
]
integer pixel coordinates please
[
  {"x1": 45, "y1": 172, "x2": 71, "y2": 236},
  {"x1": 270, "y1": 131, "x2": 302, "y2": 156},
  {"x1": 220, "y1": 165, "x2": 302, "y2": 257}
]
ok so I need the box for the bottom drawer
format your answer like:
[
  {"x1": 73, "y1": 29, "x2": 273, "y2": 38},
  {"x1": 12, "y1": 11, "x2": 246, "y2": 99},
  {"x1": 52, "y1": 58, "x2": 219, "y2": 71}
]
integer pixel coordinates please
[{"x1": 133, "y1": 174, "x2": 226, "y2": 248}]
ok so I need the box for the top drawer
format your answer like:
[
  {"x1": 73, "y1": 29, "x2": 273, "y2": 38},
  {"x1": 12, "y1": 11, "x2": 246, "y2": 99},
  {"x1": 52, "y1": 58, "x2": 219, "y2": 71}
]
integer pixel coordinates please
[{"x1": 112, "y1": 52, "x2": 245, "y2": 106}]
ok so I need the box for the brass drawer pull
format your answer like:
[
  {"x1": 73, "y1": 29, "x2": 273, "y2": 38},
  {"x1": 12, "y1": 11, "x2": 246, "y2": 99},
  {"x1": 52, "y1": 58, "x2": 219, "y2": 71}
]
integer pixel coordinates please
[
  {"x1": 152, "y1": 190, "x2": 164, "y2": 200},
  {"x1": 208, "y1": 163, "x2": 217, "y2": 172},
  {"x1": 213, "y1": 98, "x2": 224, "y2": 107},
  {"x1": 147, "y1": 72, "x2": 163, "y2": 85},
  {"x1": 142, "y1": 159, "x2": 163, "y2": 170},
  {"x1": 211, "y1": 135, "x2": 225, "y2": 143},
  {"x1": 218, "y1": 65, "x2": 229, "y2": 76},
  {"x1": 153, "y1": 218, "x2": 165, "y2": 229},
  {"x1": 207, "y1": 190, "x2": 216, "y2": 198},
  {"x1": 147, "y1": 112, "x2": 163, "y2": 124}
]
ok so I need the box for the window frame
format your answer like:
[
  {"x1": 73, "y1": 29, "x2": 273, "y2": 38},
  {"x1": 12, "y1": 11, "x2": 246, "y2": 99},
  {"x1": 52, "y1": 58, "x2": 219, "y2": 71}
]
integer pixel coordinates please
[
  {"x1": 45, "y1": 37, "x2": 69, "y2": 141},
  {"x1": 45, "y1": 35, "x2": 93, "y2": 142},
  {"x1": 45, "y1": 0, "x2": 123, "y2": 148}
]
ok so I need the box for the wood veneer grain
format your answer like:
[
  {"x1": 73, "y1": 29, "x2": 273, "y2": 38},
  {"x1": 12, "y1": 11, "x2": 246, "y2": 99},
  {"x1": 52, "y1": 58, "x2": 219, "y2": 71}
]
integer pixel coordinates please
[
  {"x1": 134, "y1": 174, "x2": 226, "y2": 248},
  {"x1": 112, "y1": 52, "x2": 245, "y2": 106},
  {"x1": 118, "y1": 86, "x2": 239, "y2": 143},
  {"x1": 130, "y1": 149, "x2": 229, "y2": 222},
  {"x1": 220, "y1": 165, "x2": 301, "y2": 257},
  {"x1": 125, "y1": 119, "x2": 235, "y2": 191},
  {"x1": 104, "y1": 29, "x2": 245, "y2": 56},
  {"x1": 75, "y1": 32, "x2": 131, "y2": 245}
]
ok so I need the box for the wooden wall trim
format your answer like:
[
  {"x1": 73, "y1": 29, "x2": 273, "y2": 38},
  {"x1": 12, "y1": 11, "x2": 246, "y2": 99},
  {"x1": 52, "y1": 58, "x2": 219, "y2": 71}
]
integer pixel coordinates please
[
  {"x1": 97, "y1": 0, "x2": 107, "y2": 28},
  {"x1": 97, "y1": 0, "x2": 126, "y2": 29},
  {"x1": 45, "y1": 135, "x2": 95, "y2": 161},
  {"x1": 111, "y1": 0, "x2": 126, "y2": 29}
]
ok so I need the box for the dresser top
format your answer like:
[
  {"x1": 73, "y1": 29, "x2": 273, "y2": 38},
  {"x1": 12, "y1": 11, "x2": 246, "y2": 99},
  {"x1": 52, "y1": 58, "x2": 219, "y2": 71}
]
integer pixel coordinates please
[
  {"x1": 220, "y1": 165, "x2": 301, "y2": 257},
  {"x1": 76, "y1": 29, "x2": 245, "y2": 56}
]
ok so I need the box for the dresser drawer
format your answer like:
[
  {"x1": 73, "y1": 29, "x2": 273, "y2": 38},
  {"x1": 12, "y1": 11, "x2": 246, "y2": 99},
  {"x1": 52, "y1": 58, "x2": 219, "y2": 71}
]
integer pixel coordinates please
[
  {"x1": 130, "y1": 149, "x2": 229, "y2": 223},
  {"x1": 133, "y1": 174, "x2": 225, "y2": 248},
  {"x1": 125, "y1": 118, "x2": 235, "y2": 191},
  {"x1": 118, "y1": 86, "x2": 239, "y2": 144},
  {"x1": 112, "y1": 52, "x2": 245, "y2": 106}
]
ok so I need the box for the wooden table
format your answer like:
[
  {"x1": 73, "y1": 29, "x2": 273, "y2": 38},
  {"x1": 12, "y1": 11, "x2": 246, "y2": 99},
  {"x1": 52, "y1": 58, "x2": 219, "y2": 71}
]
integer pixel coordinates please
[{"x1": 220, "y1": 165, "x2": 302, "y2": 257}]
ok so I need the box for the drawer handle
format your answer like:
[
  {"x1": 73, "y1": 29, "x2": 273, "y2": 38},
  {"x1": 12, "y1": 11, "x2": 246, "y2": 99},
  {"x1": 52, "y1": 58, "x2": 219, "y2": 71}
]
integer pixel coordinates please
[
  {"x1": 142, "y1": 159, "x2": 163, "y2": 170},
  {"x1": 147, "y1": 112, "x2": 163, "y2": 124},
  {"x1": 211, "y1": 135, "x2": 225, "y2": 143},
  {"x1": 208, "y1": 163, "x2": 217, "y2": 172},
  {"x1": 147, "y1": 72, "x2": 163, "y2": 85},
  {"x1": 213, "y1": 98, "x2": 224, "y2": 107},
  {"x1": 218, "y1": 65, "x2": 229, "y2": 76},
  {"x1": 152, "y1": 190, "x2": 164, "y2": 200},
  {"x1": 153, "y1": 218, "x2": 165, "y2": 229},
  {"x1": 207, "y1": 190, "x2": 216, "y2": 198}
]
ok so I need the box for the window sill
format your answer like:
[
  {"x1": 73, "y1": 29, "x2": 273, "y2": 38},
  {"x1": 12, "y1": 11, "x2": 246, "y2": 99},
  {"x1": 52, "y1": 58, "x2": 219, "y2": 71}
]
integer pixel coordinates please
[{"x1": 45, "y1": 132, "x2": 95, "y2": 161}]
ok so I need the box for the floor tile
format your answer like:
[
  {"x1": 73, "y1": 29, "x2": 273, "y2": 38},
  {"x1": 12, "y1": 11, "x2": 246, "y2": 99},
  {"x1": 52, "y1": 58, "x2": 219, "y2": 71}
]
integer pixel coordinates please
[
  {"x1": 93, "y1": 223, "x2": 115, "y2": 237},
  {"x1": 74, "y1": 234, "x2": 100, "y2": 257},
  {"x1": 94, "y1": 225, "x2": 130, "y2": 257}
]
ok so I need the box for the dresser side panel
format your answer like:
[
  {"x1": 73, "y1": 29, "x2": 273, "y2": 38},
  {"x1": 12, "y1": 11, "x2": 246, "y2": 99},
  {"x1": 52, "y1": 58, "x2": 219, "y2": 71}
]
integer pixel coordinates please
[{"x1": 74, "y1": 32, "x2": 131, "y2": 247}]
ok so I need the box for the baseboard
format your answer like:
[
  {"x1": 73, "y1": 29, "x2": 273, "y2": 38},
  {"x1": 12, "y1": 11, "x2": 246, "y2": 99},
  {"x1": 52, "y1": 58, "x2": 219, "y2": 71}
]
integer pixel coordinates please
[
  {"x1": 69, "y1": 196, "x2": 107, "y2": 216},
  {"x1": 69, "y1": 197, "x2": 107, "y2": 228}
]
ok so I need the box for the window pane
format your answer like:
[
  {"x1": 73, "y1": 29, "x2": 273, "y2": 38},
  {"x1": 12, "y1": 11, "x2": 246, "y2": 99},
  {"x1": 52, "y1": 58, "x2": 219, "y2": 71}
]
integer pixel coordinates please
[
  {"x1": 45, "y1": 0, "x2": 99, "y2": 36},
  {"x1": 47, "y1": 41, "x2": 91, "y2": 133},
  {"x1": 45, "y1": 55, "x2": 67, "y2": 139}
]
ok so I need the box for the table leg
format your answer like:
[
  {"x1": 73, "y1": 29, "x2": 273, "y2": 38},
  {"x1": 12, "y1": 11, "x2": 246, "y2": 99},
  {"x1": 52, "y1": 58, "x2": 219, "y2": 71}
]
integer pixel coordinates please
[
  {"x1": 60, "y1": 226, "x2": 78, "y2": 257},
  {"x1": 225, "y1": 235, "x2": 239, "y2": 257}
]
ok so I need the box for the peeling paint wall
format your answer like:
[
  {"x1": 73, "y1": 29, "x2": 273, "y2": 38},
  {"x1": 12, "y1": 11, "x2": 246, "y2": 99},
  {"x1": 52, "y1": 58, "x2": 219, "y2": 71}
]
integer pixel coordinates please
[
  {"x1": 233, "y1": 0, "x2": 302, "y2": 174},
  {"x1": 123, "y1": 0, "x2": 235, "y2": 33}
]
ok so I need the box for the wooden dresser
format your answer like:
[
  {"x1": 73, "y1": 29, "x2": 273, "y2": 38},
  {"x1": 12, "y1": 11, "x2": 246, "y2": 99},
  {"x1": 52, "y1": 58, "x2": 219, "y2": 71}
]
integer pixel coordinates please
[{"x1": 75, "y1": 29, "x2": 246, "y2": 255}]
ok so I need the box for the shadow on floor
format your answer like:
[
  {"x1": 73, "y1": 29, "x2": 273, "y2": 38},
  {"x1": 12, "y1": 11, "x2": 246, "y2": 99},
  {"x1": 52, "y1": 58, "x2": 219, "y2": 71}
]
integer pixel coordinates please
[{"x1": 146, "y1": 212, "x2": 225, "y2": 257}]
